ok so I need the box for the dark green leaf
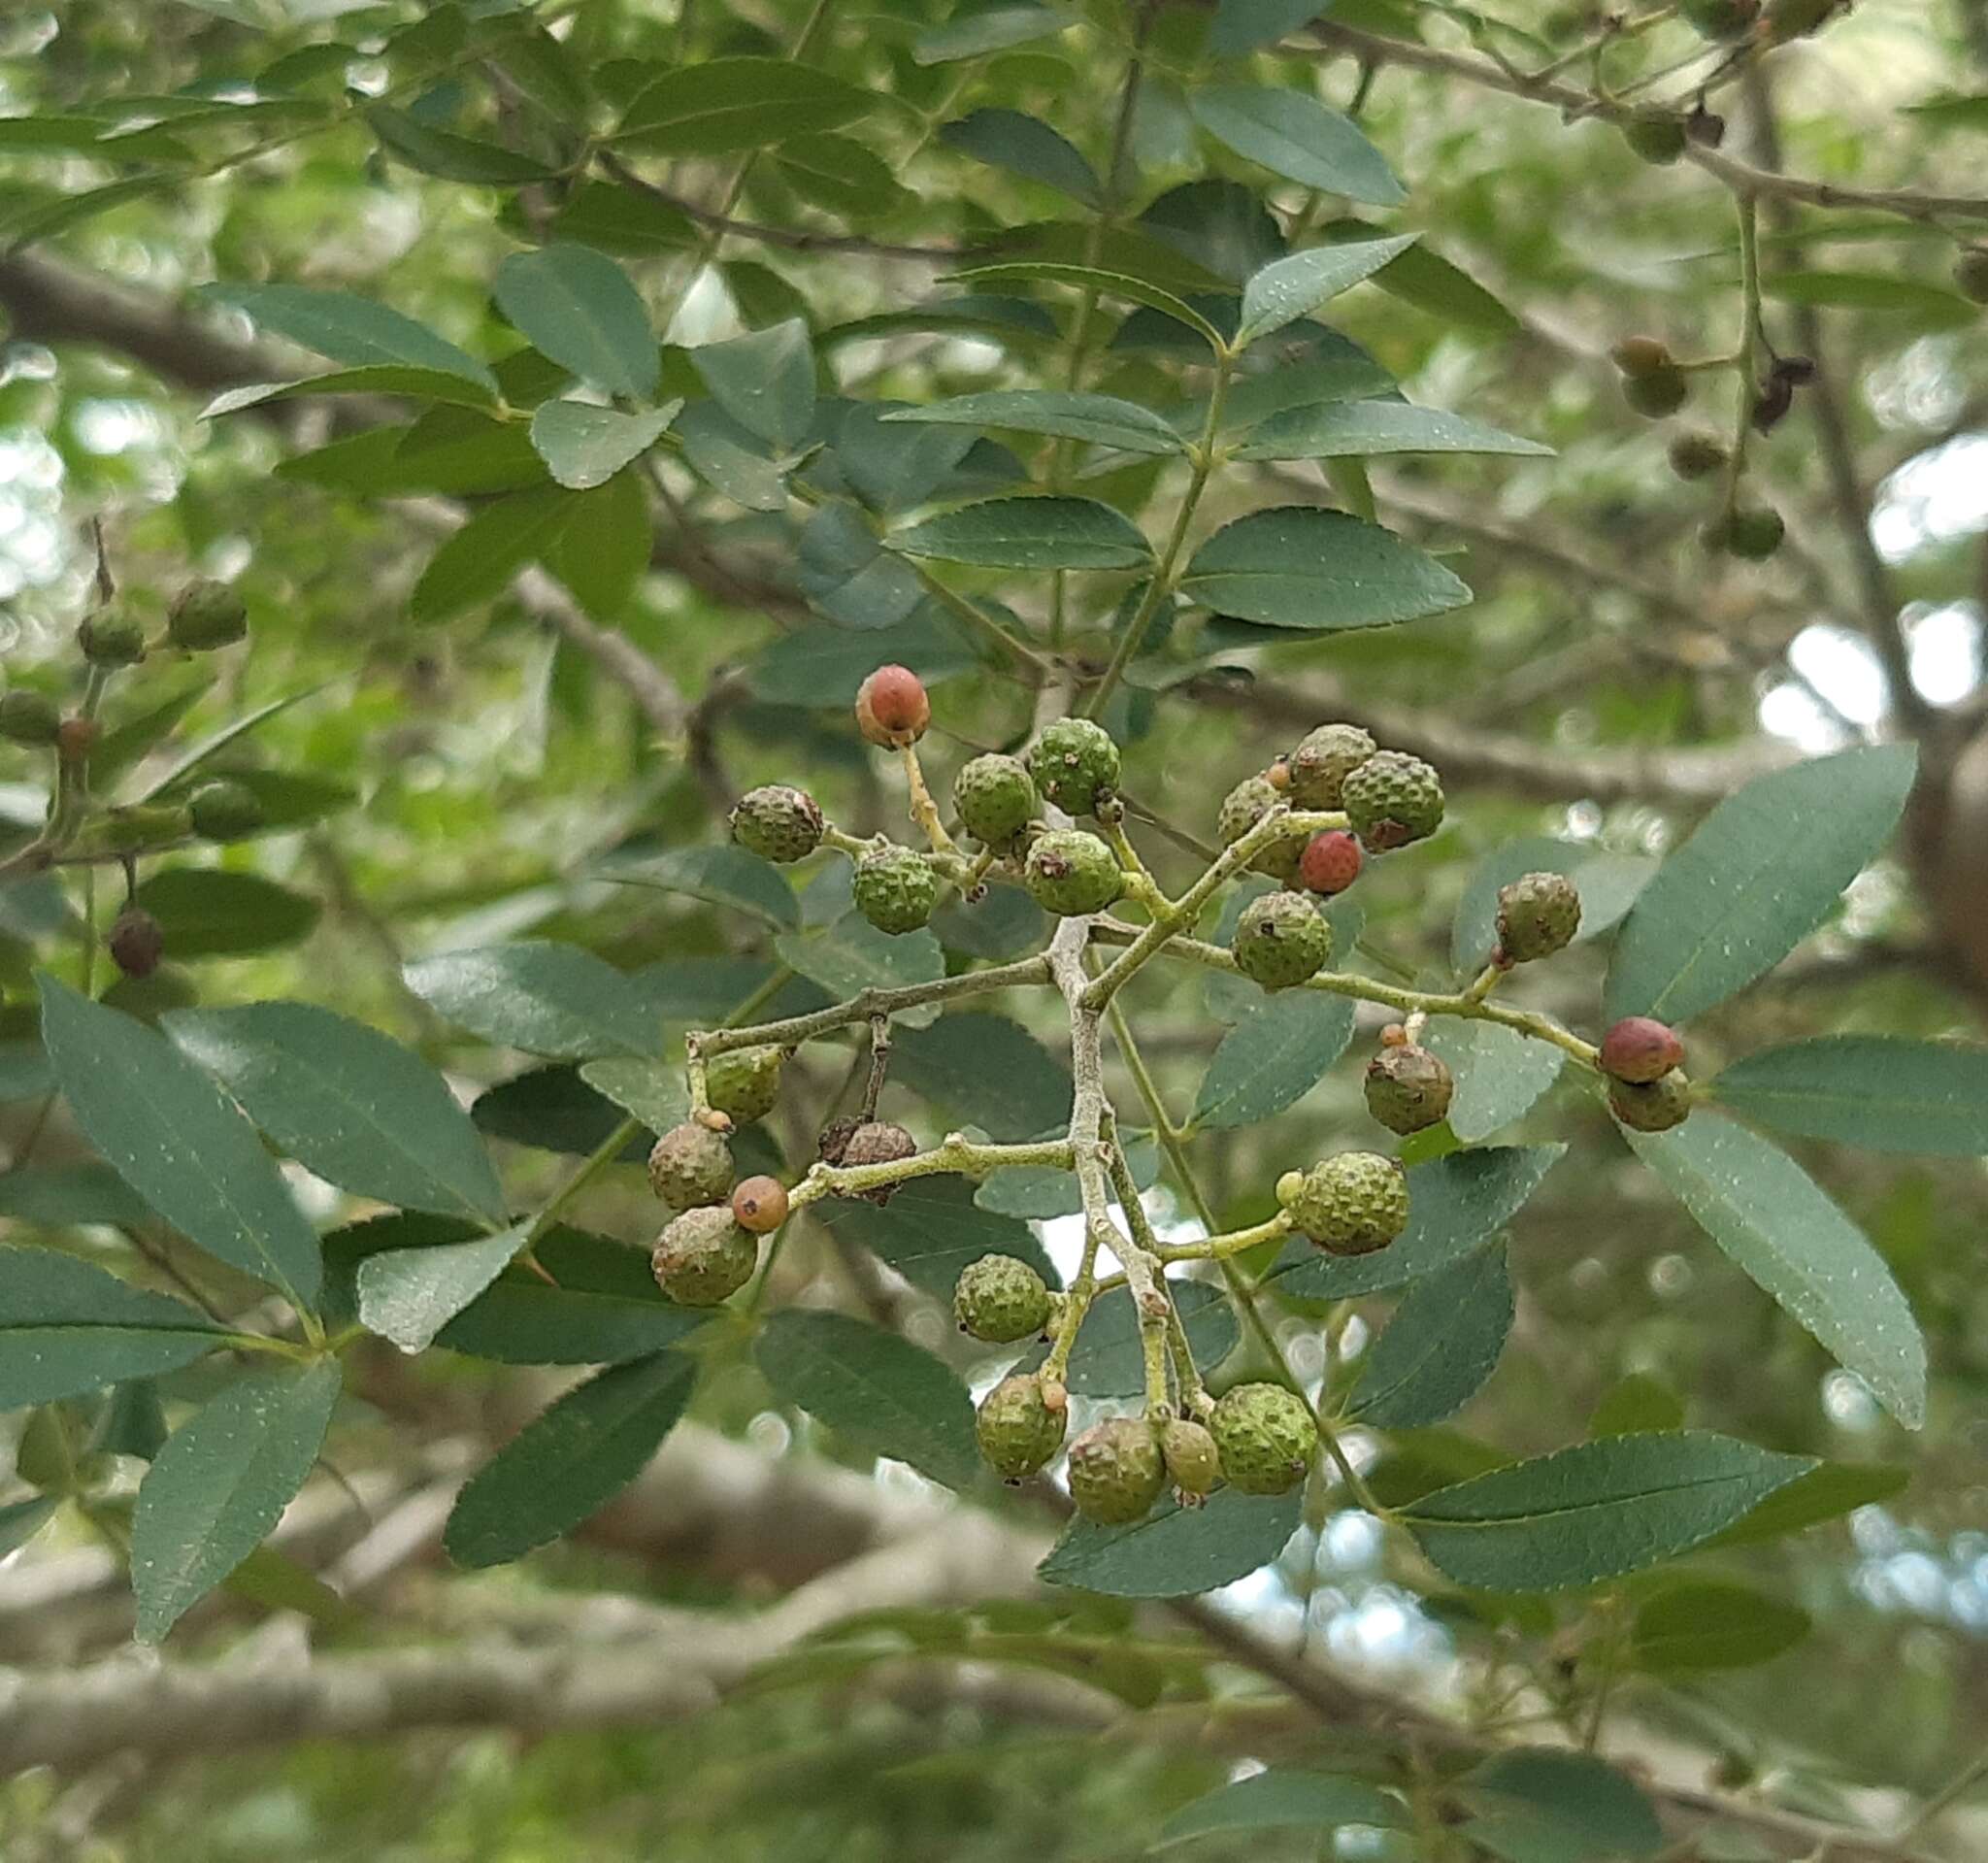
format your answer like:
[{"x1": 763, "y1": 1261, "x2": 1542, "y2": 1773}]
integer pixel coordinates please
[
  {"x1": 977, "y1": 1134, "x2": 1158, "y2": 1218},
  {"x1": 91, "y1": 679, "x2": 215, "y2": 793},
  {"x1": 130, "y1": 869, "x2": 320, "y2": 959},
  {"x1": 404, "y1": 940, "x2": 655, "y2": 1060},
  {"x1": 1627, "y1": 1114, "x2": 1926, "y2": 1429},
  {"x1": 1761, "y1": 270, "x2": 1976, "y2": 326},
  {"x1": 1403, "y1": 1431, "x2": 1815, "y2": 1591},
  {"x1": 938, "y1": 109, "x2": 1101, "y2": 206},
  {"x1": 756, "y1": 1311, "x2": 979, "y2": 1490},
  {"x1": 747, "y1": 612, "x2": 980, "y2": 705},
  {"x1": 1236, "y1": 398, "x2": 1550, "y2": 460},
  {"x1": 0, "y1": 1248, "x2": 222, "y2": 1410},
  {"x1": 411, "y1": 485, "x2": 577, "y2": 624},
  {"x1": 1040, "y1": 1485, "x2": 1301, "y2": 1597},
  {"x1": 1191, "y1": 990, "x2": 1354, "y2": 1130},
  {"x1": 1208, "y1": 0, "x2": 1332, "y2": 54},
  {"x1": 0, "y1": 1495, "x2": 59, "y2": 1558},
  {"x1": 690, "y1": 318, "x2": 816, "y2": 453},
  {"x1": 1589, "y1": 1374, "x2": 1684, "y2": 1438},
  {"x1": 1605, "y1": 745, "x2": 1917, "y2": 1026},
  {"x1": 1711, "y1": 1036, "x2": 1988, "y2": 1156},
  {"x1": 545, "y1": 468, "x2": 650, "y2": 618},
  {"x1": 1708, "y1": 1459, "x2": 1907, "y2": 1548},
  {"x1": 473, "y1": 1065, "x2": 650, "y2": 1159},
  {"x1": 38, "y1": 977, "x2": 322, "y2": 1311},
  {"x1": 1056, "y1": 1281, "x2": 1237, "y2": 1396},
  {"x1": 163, "y1": 1002, "x2": 509, "y2": 1225},
  {"x1": 493, "y1": 244, "x2": 658, "y2": 401},
  {"x1": 1154, "y1": 1771, "x2": 1410, "y2": 1848},
  {"x1": 1466, "y1": 1749, "x2": 1665, "y2": 1860},
  {"x1": 884, "y1": 391, "x2": 1185, "y2": 455},
  {"x1": 201, "y1": 364, "x2": 500, "y2": 418},
  {"x1": 357, "y1": 1223, "x2": 528, "y2": 1353},
  {"x1": 1630, "y1": 1580, "x2": 1810, "y2": 1674},
  {"x1": 949, "y1": 261, "x2": 1226, "y2": 351},
  {"x1": 774, "y1": 133, "x2": 909, "y2": 216},
  {"x1": 891, "y1": 1012, "x2": 1073, "y2": 1141},
  {"x1": 914, "y1": 6, "x2": 1071, "y2": 62},
  {"x1": 201, "y1": 283, "x2": 495, "y2": 392},
  {"x1": 615, "y1": 57, "x2": 876, "y2": 152},
  {"x1": 1235, "y1": 237, "x2": 1416, "y2": 348},
  {"x1": 0, "y1": 1164, "x2": 154, "y2": 1230},
  {"x1": 445, "y1": 1352, "x2": 697, "y2": 1567},
  {"x1": 606, "y1": 843, "x2": 800, "y2": 929},
  {"x1": 528, "y1": 399, "x2": 678, "y2": 489},
  {"x1": 1270, "y1": 1145, "x2": 1563, "y2": 1299},
  {"x1": 579, "y1": 1056, "x2": 688, "y2": 1133},
  {"x1": 1348, "y1": 1244, "x2": 1512, "y2": 1427},
  {"x1": 775, "y1": 913, "x2": 946, "y2": 1015},
  {"x1": 439, "y1": 1226, "x2": 710, "y2": 1365},
  {"x1": 1421, "y1": 1019, "x2": 1565, "y2": 1144},
  {"x1": 0, "y1": 1039, "x2": 51, "y2": 1101},
  {"x1": 1192, "y1": 85, "x2": 1405, "y2": 206},
  {"x1": 366, "y1": 104, "x2": 553, "y2": 182},
  {"x1": 1180, "y1": 507, "x2": 1471, "y2": 630},
  {"x1": 676, "y1": 401, "x2": 787, "y2": 510},
  {"x1": 131, "y1": 1358, "x2": 341, "y2": 1641},
  {"x1": 894, "y1": 495, "x2": 1151, "y2": 570},
  {"x1": 1319, "y1": 216, "x2": 1521, "y2": 335},
  {"x1": 818, "y1": 1176, "x2": 1057, "y2": 1299}
]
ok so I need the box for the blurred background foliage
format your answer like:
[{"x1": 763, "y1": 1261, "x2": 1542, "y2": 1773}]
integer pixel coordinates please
[{"x1": 2, "y1": 0, "x2": 1988, "y2": 1855}]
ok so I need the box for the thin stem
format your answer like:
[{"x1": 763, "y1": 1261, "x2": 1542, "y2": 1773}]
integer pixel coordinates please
[
  {"x1": 1081, "y1": 804, "x2": 1346, "y2": 1008},
  {"x1": 1104, "y1": 1000, "x2": 1394, "y2": 1519},
  {"x1": 692, "y1": 954, "x2": 1051, "y2": 1059},
  {"x1": 899, "y1": 744, "x2": 958, "y2": 855},
  {"x1": 789, "y1": 1134, "x2": 1074, "y2": 1210},
  {"x1": 1091, "y1": 922, "x2": 1602, "y2": 1069},
  {"x1": 1085, "y1": 346, "x2": 1238, "y2": 719},
  {"x1": 1721, "y1": 189, "x2": 1763, "y2": 518}
]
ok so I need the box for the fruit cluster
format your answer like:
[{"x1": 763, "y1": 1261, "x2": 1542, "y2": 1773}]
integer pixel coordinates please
[
  {"x1": 653, "y1": 666, "x2": 1699, "y2": 1526},
  {"x1": 0, "y1": 577, "x2": 259, "y2": 981}
]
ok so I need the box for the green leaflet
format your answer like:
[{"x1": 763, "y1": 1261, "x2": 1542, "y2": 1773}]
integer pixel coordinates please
[{"x1": 1403, "y1": 1431, "x2": 1815, "y2": 1591}]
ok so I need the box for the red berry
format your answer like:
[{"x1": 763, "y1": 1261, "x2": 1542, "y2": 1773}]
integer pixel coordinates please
[
  {"x1": 854, "y1": 664, "x2": 930, "y2": 748},
  {"x1": 1599, "y1": 1016, "x2": 1685, "y2": 1085},
  {"x1": 1298, "y1": 830, "x2": 1362, "y2": 896},
  {"x1": 1379, "y1": 1022, "x2": 1408, "y2": 1048}
]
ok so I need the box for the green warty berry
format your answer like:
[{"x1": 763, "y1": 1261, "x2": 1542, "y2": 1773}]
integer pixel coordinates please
[
  {"x1": 1340, "y1": 751, "x2": 1443, "y2": 853},
  {"x1": 1232, "y1": 889, "x2": 1333, "y2": 990},
  {"x1": 1608, "y1": 1068, "x2": 1694, "y2": 1133},
  {"x1": 730, "y1": 785, "x2": 824, "y2": 864},
  {"x1": 650, "y1": 1204, "x2": 757, "y2": 1306},
  {"x1": 1067, "y1": 1416, "x2": 1167, "y2": 1525},
  {"x1": 952, "y1": 753, "x2": 1037, "y2": 850},
  {"x1": 647, "y1": 1119, "x2": 735, "y2": 1211},
  {"x1": 953, "y1": 1253, "x2": 1053, "y2": 1343},
  {"x1": 1023, "y1": 829, "x2": 1122, "y2": 916},
  {"x1": 1216, "y1": 776, "x2": 1301, "y2": 885},
  {"x1": 976, "y1": 1373, "x2": 1068, "y2": 1480},
  {"x1": 1364, "y1": 1045, "x2": 1455, "y2": 1136},
  {"x1": 853, "y1": 844, "x2": 941, "y2": 934},
  {"x1": 186, "y1": 779, "x2": 265, "y2": 842},
  {"x1": 1496, "y1": 871, "x2": 1582, "y2": 964},
  {"x1": 1161, "y1": 1417, "x2": 1221, "y2": 1499},
  {"x1": 1278, "y1": 1151, "x2": 1410, "y2": 1254},
  {"x1": 1284, "y1": 723, "x2": 1376, "y2": 810},
  {"x1": 1025, "y1": 717, "x2": 1120, "y2": 817},
  {"x1": 167, "y1": 579, "x2": 248, "y2": 650},
  {"x1": 705, "y1": 1045, "x2": 783, "y2": 1124},
  {"x1": 1210, "y1": 1383, "x2": 1316, "y2": 1496}
]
